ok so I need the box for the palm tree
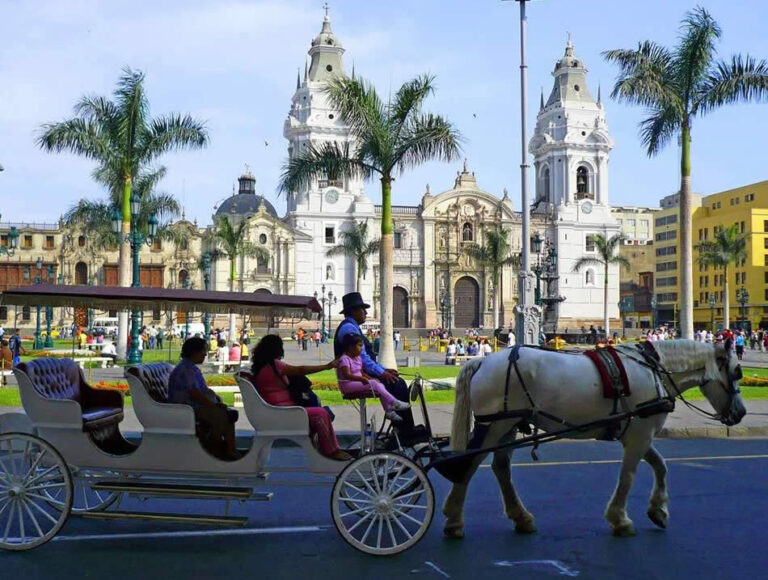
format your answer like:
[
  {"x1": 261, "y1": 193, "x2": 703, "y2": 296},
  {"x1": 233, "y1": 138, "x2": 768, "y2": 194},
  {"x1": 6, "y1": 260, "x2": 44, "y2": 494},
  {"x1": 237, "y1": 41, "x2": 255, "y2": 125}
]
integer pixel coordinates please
[
  {"x1": 463, "y1": 227, "x2": 518, "y2": 331},
  {"x1": 572, "y1": 233, "x2": 630, "y2": 336},
  {"x1": 210, "y1": 215, "x2": 270, "y2": 343},
  {"x1": 37, "y1": 67, "x2": 209, "y2": 358},
  {"x1": 695, "y1": 224, "x2": 747, "y2": 331},
  {"x1": 326, "y1": 221, "x2": 381, "y2": 292},
  {"x1": 603, "y1": 6, "x2": 768, "y2": 339},
  {"x1": 279, "y1": 74, "x2": 461, "y2": 368}
]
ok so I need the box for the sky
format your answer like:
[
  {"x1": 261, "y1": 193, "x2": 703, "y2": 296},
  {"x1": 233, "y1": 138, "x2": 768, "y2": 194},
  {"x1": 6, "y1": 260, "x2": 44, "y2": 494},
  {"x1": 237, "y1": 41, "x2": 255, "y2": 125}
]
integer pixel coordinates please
[{"x1": 1, "y1": 0, "x2": 768, "y2": 226}]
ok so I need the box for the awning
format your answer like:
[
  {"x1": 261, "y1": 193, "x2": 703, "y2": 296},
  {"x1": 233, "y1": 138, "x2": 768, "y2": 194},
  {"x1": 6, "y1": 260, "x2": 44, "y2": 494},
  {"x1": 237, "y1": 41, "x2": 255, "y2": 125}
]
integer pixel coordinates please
[{"x1": 0, "y1": 285, "x2": 321, "y2": 321}]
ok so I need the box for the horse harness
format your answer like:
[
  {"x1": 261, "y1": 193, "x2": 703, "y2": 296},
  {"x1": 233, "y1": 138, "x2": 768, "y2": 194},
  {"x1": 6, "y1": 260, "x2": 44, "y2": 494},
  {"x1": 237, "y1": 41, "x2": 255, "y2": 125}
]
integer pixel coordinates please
[{"x1": 474, "y1": 344, "x2": 680, "y2": 445}]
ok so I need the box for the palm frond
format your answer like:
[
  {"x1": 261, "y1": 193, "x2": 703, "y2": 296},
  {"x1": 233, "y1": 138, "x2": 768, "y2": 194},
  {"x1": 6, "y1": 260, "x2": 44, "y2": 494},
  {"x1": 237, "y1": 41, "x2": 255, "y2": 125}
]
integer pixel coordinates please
[
  {"x1": 143, "y1": 114, "x2": 209, "y2": 161},
  {"x1": 36, "y1": 118, "x2": 111, "y2": 160},
  {"x1": 695, "y1": 54, "x2": 768, "y2": 115},
  {"x1": 114, "y1": 67, "x2": 149, "y2": 164},
  {"x1": 639, "y1": 105, "x2": 682, "y2": 156},
  {"x1": 325, "y1": 76, "x2": 386, "y2": 138},
  {"x1": 695, "y1": 224, "x2": 747, "y2": 267},
  {"x1": 394, "y1": 113, "x2": 462, "y2": 173},
  {"x1": 278, "y1": 141, "x2": 373, "y2": 195},
  {"x1": 673, "y1": 6, "x2": 721, "y2": 96},
  {"x1": 389, "y1": 74, "x2": 435, "y2": 135},
  {"x1": 571, "y1": 257, "x2": 604, "y2": 272},
  {"x1": 603, "y1": 41, "x2": 680, "y2": 109}
]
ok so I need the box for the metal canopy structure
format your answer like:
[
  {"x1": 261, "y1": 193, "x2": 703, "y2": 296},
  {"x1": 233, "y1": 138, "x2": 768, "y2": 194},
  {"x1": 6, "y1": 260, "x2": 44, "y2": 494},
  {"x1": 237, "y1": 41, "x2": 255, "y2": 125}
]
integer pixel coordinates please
[{"x1": 0, "y1": 284, "x2": 321, "y2": 321}]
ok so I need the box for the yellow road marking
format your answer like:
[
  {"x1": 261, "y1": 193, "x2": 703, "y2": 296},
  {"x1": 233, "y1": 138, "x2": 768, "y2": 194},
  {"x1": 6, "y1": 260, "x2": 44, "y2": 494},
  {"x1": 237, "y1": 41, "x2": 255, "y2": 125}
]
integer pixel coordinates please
[{"x1": 479, "y1": 454, "x2": 768, "y2": 468}]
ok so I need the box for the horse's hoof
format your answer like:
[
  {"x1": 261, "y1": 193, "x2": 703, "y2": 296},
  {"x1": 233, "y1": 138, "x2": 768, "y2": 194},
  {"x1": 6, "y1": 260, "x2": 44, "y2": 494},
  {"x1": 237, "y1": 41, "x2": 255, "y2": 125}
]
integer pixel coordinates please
[
  {"x1": 647, "y1": 507, "x2": 668, "y2": 529},
  {"x1": 515, "y1": 519, "x2": 537, "y2": 534},
  {"x1": 612, "y1": 522, "x2": 637, "y2": 537},
  {"x1": 443, "y1": 526, "x2": 465, "y2": 539}
]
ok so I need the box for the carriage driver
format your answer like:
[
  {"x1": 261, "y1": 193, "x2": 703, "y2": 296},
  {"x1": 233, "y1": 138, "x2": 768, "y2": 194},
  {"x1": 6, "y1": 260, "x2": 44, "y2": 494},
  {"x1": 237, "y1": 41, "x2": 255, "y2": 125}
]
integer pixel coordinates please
[
  {"x1": 333, "y1": 292, "x2": 418, "y2": 441},
  {"x1": 168, "y1": 337, "x2": 240, "y2": 460}
]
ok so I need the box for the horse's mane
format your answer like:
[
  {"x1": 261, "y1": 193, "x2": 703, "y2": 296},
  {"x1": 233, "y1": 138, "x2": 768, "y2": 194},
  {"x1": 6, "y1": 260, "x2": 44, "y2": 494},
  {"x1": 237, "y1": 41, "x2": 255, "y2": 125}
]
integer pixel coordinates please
[{"x1": 653, "y1": 340, "x2": 721, "y2": 382}]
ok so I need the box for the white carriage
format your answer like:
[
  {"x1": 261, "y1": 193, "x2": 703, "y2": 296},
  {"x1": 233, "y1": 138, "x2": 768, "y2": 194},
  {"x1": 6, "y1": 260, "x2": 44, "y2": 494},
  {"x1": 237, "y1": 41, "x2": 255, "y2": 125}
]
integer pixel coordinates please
[{"x1": 0, "y1": 285, "x2": 437, "y2": 555}]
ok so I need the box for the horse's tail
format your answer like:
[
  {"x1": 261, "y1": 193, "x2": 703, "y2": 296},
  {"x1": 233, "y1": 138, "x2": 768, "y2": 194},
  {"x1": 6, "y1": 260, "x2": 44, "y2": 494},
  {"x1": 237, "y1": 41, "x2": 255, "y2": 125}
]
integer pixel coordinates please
[{"x1": 451, "y1": 358, "x2": 483, "y2": 450}]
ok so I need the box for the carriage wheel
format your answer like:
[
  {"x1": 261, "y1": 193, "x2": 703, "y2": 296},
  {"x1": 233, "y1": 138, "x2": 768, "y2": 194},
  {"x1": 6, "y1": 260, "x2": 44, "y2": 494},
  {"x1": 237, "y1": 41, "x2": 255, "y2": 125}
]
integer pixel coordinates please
[
  {"x1": 0, "y1": 433, "x2": 73, "y2": 550},
  {"x1": 331, "y1": 452, "x2": 434, "y2": 556},
  {"x1": 42, "y1": 468, "x2": 119, "y2": 513}
]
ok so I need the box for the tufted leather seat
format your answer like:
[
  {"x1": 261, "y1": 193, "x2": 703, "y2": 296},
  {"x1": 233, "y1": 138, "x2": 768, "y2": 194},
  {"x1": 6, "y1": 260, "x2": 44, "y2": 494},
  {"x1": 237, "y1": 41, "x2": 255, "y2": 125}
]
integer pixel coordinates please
[
  {"x1": 17, "y1": 358, "x2": 124, "y2": 431},
  {"x1": 126, "y1": 363, "x2": 174, "y2": 402}
]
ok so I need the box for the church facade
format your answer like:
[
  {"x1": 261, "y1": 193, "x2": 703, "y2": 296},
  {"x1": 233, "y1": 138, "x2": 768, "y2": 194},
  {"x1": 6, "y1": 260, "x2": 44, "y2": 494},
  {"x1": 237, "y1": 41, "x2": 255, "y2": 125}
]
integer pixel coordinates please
[{"x1": 0, "y1": 14, "x2": 620, "y2": 334}]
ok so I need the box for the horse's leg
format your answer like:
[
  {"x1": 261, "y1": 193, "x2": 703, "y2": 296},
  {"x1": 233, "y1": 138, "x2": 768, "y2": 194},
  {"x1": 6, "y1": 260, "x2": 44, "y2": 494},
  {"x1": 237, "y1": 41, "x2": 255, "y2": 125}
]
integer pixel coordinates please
[
  {"x1": 442, "y1": 420, "x2": 512, "y2": 539},
  {"x1": 644, "y1": 444, "x2": 669, "y2": 529},
  {"x1": 491, "y1": 447, "x2": 536, "y2": 533},
  {"x1": 604, "y1": 423, "x2": 654, "y2": 537}
]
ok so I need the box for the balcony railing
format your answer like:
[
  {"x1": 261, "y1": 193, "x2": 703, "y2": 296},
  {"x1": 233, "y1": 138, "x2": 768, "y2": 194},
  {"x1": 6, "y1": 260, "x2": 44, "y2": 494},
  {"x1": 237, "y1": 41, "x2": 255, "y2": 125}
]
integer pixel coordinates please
[{"x1": 374, "y1": 205, "x2": 420, "y2": 215}]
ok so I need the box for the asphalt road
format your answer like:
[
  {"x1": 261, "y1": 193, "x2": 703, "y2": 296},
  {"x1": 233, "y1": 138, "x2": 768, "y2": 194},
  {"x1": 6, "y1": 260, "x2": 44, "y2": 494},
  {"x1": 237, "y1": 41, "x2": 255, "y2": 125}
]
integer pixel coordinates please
[{"x1": 3, "y1": 438, "x2": 767, "y2": 579}]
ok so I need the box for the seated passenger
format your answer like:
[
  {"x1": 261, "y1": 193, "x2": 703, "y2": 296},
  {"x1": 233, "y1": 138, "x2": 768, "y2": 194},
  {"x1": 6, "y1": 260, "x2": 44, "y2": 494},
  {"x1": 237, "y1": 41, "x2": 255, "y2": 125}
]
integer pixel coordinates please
[
  {"x1": 168, "y1": 337, "x2": 239, "y2": 460},
  {"x1": 250, "y1": 335, "x2": 350, "y2": 461}
]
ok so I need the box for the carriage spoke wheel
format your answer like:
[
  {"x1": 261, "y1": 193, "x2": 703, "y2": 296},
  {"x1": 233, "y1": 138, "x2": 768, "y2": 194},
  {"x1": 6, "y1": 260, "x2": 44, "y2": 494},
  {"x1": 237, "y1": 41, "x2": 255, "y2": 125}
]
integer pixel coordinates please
[
  {"x1": 331, "y1": 452, "x2": 434, "y2": 556},
  {"x1": 0, "y1": 433, "x2": 73, "y2": 551},
  {"x1": 43, "y1": 468, "x2": 119, "y2": 514}
]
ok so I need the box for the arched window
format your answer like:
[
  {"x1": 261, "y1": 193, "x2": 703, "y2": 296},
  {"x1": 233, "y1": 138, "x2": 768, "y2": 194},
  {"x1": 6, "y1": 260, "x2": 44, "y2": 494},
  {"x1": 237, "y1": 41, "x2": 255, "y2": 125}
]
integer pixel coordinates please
[
  {"x1": 542, "y1": 166, "x2": 551, "y2": 201},
  {"x1": 325, "y1": 263, "x2": 335, "y2": 281},
  {"x1": 257, "y1": 256, "x2": 269, "y2": 274},
  {"x1": 576, "y1": 166, "x2": 588, "y2": 194},
  {"x1": 178, "y1": 269, "x2": 189, "y2": 288},
  {"x1": 74, "y1": 262, "x2": 88, "y2": 285},
  {"x1": 585, "y1": 270, "x2": 595, "y2": 285},
  {"x1": 462, "y1": 222, "x2": 473, "y2": 242},
  {"x1": 180, "y1": 238, "x2": 189, "y2": 251},
  {"x1": 77, "y1": 235, "x2": 86, "y2": 247}
]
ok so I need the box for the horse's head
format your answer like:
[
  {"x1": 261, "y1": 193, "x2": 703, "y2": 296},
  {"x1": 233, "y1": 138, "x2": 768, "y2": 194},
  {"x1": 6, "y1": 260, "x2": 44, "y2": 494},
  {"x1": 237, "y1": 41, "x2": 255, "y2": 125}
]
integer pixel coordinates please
[{"x1": 700, "y1": 339, "x2": 747, "y2": 426}]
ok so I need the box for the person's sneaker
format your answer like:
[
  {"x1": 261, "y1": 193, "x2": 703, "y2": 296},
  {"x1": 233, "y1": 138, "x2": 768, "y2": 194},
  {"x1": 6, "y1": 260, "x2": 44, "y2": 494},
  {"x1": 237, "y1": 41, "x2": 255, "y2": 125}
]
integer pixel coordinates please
[
  {"x1": 328, "y1": 450, "x2": 352, "y2": 461},
  {"x1": 392, "y1": 400, "x2": 411, "y2": 411},
  {"x1": 385, "y1": 410, "x2": 403, "y2": 422}
]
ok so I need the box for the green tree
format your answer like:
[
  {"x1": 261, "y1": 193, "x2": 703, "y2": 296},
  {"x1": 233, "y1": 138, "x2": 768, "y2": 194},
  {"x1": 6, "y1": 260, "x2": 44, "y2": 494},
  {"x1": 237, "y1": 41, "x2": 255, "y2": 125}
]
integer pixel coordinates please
[
  {"x1": 463, "y1": 227, "x2": 518, "y2": 331},
  {"x1": 603, "y1": 6, "x2": 768, "y2": 338},
  {"x1": 210, "y1": 215, "x2": 270, "y2": 343},
  {"x1": 572, "y1": 233, "x2": 630, "y2": 336},
  {"x1": 326, "y1": 221, "x2": 381, "y2": 293},
  {"x1": 280, "y1": 74, "x2": 461, "y2": 368},
  {"x1": 37, "y1": 67, "x2": 208, "y2": 358},
  {"x1": 695, "y1": 224, "x2": 747, "y2": 330}
]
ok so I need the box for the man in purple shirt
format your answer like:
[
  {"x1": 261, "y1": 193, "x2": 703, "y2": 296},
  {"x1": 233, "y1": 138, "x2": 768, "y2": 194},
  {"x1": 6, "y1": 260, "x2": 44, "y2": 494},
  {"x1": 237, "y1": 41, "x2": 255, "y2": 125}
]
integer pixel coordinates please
[{"x1": 169, "y1": 337, "x2": 239, "y2": 460}]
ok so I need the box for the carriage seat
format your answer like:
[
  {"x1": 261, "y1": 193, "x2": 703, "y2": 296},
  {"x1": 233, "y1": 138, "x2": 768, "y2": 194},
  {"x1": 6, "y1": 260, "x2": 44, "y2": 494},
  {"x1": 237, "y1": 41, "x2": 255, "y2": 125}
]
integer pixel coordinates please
[
  {"x1": 17, "y1": 358, "x2": 124, "y2": 432},
  {"x1": 126, "y1": 363, "x2": 174, "y2": 403}
]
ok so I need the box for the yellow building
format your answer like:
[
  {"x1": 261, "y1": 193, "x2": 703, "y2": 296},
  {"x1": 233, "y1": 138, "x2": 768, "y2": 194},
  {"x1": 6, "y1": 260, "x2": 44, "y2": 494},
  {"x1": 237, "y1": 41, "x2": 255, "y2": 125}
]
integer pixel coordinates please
[
  {"x1": 692, "y1": 180, "x2": 768, "y2": 331},
  {"x1": 652, "y1": 192, "x2": 703, "y2": 327}
]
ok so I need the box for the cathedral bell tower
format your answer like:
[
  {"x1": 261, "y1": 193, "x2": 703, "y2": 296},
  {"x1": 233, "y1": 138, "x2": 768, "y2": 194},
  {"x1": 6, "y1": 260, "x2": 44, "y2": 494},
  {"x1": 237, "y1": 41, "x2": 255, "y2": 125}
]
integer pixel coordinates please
[{"x1": 529, "y1": 41, "x2": 620, "y2": 331}]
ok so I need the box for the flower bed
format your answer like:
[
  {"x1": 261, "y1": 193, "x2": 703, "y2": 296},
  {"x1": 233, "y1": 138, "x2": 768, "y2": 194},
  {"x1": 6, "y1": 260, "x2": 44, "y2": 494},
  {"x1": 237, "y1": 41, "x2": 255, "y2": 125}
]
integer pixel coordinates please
[{"x1": 740, "y1": 376, "x2": 768, "y2": 387}]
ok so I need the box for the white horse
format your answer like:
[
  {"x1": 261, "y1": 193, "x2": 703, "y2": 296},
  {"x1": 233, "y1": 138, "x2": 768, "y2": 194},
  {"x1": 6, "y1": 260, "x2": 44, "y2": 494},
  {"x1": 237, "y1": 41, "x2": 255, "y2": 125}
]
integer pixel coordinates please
[{"x1": 443, "y1": 339, "x2": 746, "y2": 538}]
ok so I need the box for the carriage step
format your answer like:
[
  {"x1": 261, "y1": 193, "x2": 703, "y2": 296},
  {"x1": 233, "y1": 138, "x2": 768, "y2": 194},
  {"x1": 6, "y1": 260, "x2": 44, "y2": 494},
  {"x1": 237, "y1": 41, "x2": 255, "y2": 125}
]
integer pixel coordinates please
[
  {"x1": 91, "y1": 481, "x2": 264, "y2": 500},
  {"x1": 81, "y1": 510, "x2": 249, "y2": 526}
]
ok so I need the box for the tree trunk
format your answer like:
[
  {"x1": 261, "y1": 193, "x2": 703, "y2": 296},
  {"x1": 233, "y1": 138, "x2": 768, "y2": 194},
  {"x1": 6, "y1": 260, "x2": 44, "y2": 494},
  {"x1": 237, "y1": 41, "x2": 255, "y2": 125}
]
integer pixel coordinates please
[
  {"x1": 603, "y1": 266, "x2": 610, "y2": 337},
  {"x1": 723, "y1": 266, "x2": 730, "y2": 331},
  {"x1": 356, "y1": 257, "x2": 362, "y2": 293},
  {"x1": 228, "y1": 258, "x2": 236, "y2": 346},
  {"x1": 377, "y1": 176, "x2": 396, "y2": 370},
  {"x1": 116, "y1": 176, "x2": 132, "y2": 360},
  {"x1": 679, "y1": 121, "x2": 694, "y2": 339}
]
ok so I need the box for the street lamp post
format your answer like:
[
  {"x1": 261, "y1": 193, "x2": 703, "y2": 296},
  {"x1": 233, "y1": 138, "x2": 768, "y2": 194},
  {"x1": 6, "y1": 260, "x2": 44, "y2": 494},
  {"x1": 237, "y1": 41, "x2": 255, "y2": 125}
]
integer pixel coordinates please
[
  {"x1": 511, "y1": 0, "x2": 542, "y2": 345},
  {"x1": 44, "y1": 264, "x2": 55, "y2": 348},
  {"x1": 24, "y1": 257, "x2": 44, "y2": 349},
  {"x1": 708, "y1": 293, "x2": 717, "y2": 333},
  {"x1": 531, "y1": 233, "x2": 543, "y2": 306},
  {"x1": 182, "y1": 275, "x2": 191, "y2": 339},
  {"x1": 650, "y1": 296, "x2": 658, "y2": 330},
  {"x1": 202, "y1": 252, "x2": 212, "y2": 342},
  {"x1": 736, "y1": 287, "x2": 750, "y2": 331},
  {"x1": 327, "y1": 291, "x2": 337, "y2": 336},
  {"x1": 112, "y1": 194, "x2": 159, "y2": 364}
]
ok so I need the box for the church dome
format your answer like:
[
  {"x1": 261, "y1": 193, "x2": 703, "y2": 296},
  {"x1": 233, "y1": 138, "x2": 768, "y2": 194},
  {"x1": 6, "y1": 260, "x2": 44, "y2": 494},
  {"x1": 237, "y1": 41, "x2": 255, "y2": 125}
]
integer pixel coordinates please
[{"x1": 215, "y1": 171, "x2": 279, "y2": 219}]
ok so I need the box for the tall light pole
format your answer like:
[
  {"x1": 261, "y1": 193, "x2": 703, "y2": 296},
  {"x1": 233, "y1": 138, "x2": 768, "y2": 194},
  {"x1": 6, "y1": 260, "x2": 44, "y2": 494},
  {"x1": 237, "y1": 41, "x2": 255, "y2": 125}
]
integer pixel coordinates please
[
  {"x1": 44, "y1": 264, "x2": 55, "y2": 348},
  {"x1": 24, "y1": 257, "x2": 44, "y2": 349},
  {"x1": 202, "y1": 252, "x2": 212, "y2": 342},
  {"x1": 511, "y1": 0, "x2": 542, "y2": 345},
  {"x1": 736, "y1": 287, "x2": 749, "y2": 331},
  {"x1": 112, "y1": 195, "x2": 158, "y2": 364},
  {"x1": 708, "y1": 292, "x2": 717, "y2": 333}
]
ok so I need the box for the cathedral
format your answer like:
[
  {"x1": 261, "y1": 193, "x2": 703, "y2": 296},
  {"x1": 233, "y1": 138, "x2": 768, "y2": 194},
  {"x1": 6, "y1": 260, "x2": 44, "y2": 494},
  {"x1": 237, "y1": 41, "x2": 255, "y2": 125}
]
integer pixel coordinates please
[{"x1": 0, "y1": 13, "x2": 620, "y2": 333}]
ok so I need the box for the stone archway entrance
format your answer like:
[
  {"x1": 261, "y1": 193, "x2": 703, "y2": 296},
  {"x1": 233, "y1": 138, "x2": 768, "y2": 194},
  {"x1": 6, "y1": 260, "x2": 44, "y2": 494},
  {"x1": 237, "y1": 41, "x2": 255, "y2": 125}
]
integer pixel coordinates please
[
  {"x1": 454, "y1": 276, "x2": 479, "y2": 328},
  {"x1": 393, "y1": 287, "x2": 409, "y2": 329}
]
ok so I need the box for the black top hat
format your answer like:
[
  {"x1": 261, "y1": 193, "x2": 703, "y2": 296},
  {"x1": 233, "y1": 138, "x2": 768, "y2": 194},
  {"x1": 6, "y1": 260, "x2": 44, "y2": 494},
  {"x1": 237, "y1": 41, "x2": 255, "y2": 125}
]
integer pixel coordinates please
[{"x1": 340, "y1": 292, "x2": 370, "y2": 314}]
